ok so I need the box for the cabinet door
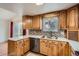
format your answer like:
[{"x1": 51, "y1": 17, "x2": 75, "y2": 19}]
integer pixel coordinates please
[
  {"x1": 40, "y1": 39, "x2": 48, "y2": 55},
  {"x1": 23, "y1": 39, "x2": 30, "y2": 53},
  {"x1": 47, "y1": 40, "x2": 52, "y2": 56},
  {"x1": 58, "y1": 41, "x2": 66, "y2": 56},
  {"x1": 68, "y1": 31, "x2": 78, "y2": 41},
  {"x1": 59, "y1": 10, "x2": 67, "y2": 29},
  {"x1": 8, "y1": 40, "x2": 17, "y2": 56},
  {"x1": 22, "y1": 16, "x2": 32, "y2": 29},
  {"x1": 58, "y1": 41, "x2": 71, "y2": 56},
  {"x1": 16, "y1": 40, "x2": 23, "y2": 56},
  {"x1": 67, "y1": 6, "x2": 78, "y2": 30},
  {"x1": 26, "y1": 39, "x2": 30, "y2": 51},
  {"x1": 47, "y1": 40, "x2": 59, "y2": 56},
  {"x1": 64, "y1": 42, "x2": 70, "y2": 56},
  {"x1": 32, "y1": 15, "x2": 42, "y2": 30}
]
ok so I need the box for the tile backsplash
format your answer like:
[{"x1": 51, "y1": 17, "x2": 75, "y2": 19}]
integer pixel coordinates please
[{"x1": 29, "y1": 30, "x2": 65, "y2": 38}]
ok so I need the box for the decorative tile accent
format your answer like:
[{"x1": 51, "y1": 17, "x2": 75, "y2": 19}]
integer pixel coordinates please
[{"x1": 29, "y1": 30, "x2": 65, "y2": 38}]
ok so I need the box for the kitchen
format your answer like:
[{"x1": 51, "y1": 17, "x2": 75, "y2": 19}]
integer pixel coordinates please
[{"x1": 0, "y1": 3, "x2": 79, "y2": 56}]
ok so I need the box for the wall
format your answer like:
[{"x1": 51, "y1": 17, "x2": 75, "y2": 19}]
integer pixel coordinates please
[
  {"x1": 13, "y1": 21, "x2": 23, "y2": 37},
  {"x1": 0, "y1": 19, "x2": 9, "y2": 42}
]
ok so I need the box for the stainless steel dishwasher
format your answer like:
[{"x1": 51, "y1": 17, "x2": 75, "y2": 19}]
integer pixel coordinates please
[{"x1": 30, "y1": 38, "x2": 40, "y2": 53}]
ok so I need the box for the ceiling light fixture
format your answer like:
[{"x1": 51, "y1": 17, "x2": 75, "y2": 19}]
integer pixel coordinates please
[{"x1": 35, "y1": 3, "x2": 44, "y2": 5}]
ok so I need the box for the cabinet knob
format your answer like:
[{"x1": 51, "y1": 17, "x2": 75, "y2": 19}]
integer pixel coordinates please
[{"x1": 46, "y1": 45, "x2": 48, "y2": 47}]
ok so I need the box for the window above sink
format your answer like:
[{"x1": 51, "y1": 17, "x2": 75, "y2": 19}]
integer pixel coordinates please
[{"x1": 42, "y1": 16, "x2": 59, "y2": 32}]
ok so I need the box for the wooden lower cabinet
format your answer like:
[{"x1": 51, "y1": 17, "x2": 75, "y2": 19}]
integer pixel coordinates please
[
  {"x1": 8, "y1": 40, "x2": 23, "y2": 56},
  {"x1": 16, "y1": 40, "x2": 24, "y2": 56},
  {"x1": 23, "y1": 38, "x2": 30, "y2": 54},
  {"x1": 8, "y1": 40, "x2": 17, "y2": 55},
  {"x1": 58, "y1": 41, "x2": 71, "y2": 56},
  {"x1": 8, "y1": 38, "x2": 30, "y2": 56},
  {"x1": 8, "y1": 38, "x2": 71, "y2": 56},
  {"x1": 40, "y1": 39, "x2": 71, "y2": 56},
  {"x1": 47, "y1": 40, "x2": 59, "y2": 56},
  {"x1": 40, "y1": 39, "x2": 48, "y2": 55}
]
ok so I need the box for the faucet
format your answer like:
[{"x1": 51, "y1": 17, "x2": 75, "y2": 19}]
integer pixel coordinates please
[{"x1": 54, "y1": 35, "x2": 58, "y2": 39}]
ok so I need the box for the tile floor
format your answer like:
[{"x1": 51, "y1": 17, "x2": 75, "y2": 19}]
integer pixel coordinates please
[
  {"x1": 26, "y1": 52, "x2": 43, "y2": 56},
  {"x1": 0, "y1": 41, "x2": 8, "y2": 56}
]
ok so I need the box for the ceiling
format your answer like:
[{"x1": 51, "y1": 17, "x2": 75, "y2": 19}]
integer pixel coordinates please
[
  {"x1": 0, "y1": 3, "x2": 77, "y2": 16},
  {"x1": 0, "y1": 8, "x2": 15, "y2": 19},
  {"x1": 23, "y1": 3, "x2": 77, "y2": 15}
]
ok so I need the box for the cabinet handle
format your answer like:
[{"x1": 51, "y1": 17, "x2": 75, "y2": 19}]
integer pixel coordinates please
[
  {"x1": 22, "y1": 44, "x2": 24, "y2": 46},
  {"x1": 49, "y1": 45, "x2": 50, "y2": 48},
  {"x1": 46, "y1": 45, "x2": 47, "y2": 47},
  {"x1": 16, "y1": 46, "x2": 17, "y2": 48}
]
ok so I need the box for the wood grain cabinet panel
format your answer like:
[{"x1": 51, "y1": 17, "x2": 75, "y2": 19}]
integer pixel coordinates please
[
  {"x1": 8, "y1": 40, "x2": 17, "y2": 56},
  {"x1": 66, "y1": 5, "x2": 79, "y2": 42},
  {"x1": 67, "y1": 30, "x2": 78, "y2": 41},
  {"x1": 22, "y1": 16, "x2": 32, "y2": 29},
  {"x1": 40, "y1": 39, "x2": 71, "y2": 56},
  {"x1": 64, "y1": 42, "x2": 71, "y2": 56},
  {"x1": 8, "y1": 40, "x2": 24, "y2": 56},
  {"x1": 40, "y1": 39, "x2": 48, "y2": 55},
  {"x1": 16, "y1": 40, "x2": 24, "y2": 56},
  {"x1": 58, "y1": 41, "x2": 69, "y2": 56},
  {"x1": 8, "y1": 38, "x2": 30, "y2": 56},
  {"x1": 59, "y1": 10, "x2": 67, "y2": 29},
  {"x1": 48, "y1": 41, "x2": 59, "y2": 56},
  {"x1": 23, "y1": 38, "x2": 30, "y2": 54},
  {"x1": 67, "y1": 6, "x2": 78, "y2": 30},
  {"x1": 32, "y1": 15, "x2": 42, "y2": 30}
]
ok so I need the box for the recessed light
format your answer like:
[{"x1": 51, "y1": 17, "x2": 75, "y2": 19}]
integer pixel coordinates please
[{"x1": 35, "y1": 3, "x2": 44, "y2": 5}]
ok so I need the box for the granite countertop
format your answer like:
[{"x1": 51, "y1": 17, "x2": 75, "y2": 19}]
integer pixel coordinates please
[
  {"x1": 8, "y1": 35, "x2": 43, "y2": 41},
  {"x1": 28, "y1": 35, "x2": 43, "y2": 38}
]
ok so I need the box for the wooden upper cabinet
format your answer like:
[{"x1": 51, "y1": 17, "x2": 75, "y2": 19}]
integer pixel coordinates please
[
  {"x1": 67, "y1": 6, "x2": 78, "y2": 30},
  {"x1": 22, "y1": 15, "x2": 42, "y2": 30},
  {"x1": 59, "y1": 10, "x2": 67, "y2": 29},
  {"x1": 32, "y1": 15, "x2": 42, "y2": 30},
  {"x1": 22, "y1": 16, "x2": 32, "y2": 29}
]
